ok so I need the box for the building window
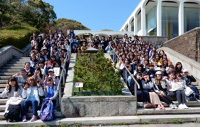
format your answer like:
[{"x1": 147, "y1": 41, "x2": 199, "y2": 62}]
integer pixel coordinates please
[
  {"x1": 137, "y1": 13, "x2": 141, "y2": 33},
  {"x1": 146, "y1": 7, "x2": 157, "y2": 36},
  {"x1": 162, "y1": 6, "x2": 178, "y2": 39},
  {"x1": 184, "y1": 7, "x2": 200, "y2": 32}
]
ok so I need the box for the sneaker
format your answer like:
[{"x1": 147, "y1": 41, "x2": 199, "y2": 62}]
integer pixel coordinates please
[
  {"x1": 173, "y1": 104, "x2": 178, "y2": 109},
  {"x1": 169, "y1": 104, "x2": 175, "y2": 109},
  {"x1": 29, "y1": 115, "x2": 37, "y2": 122},
  {"x1": 157, "y1": 104, "x2": 165, "y2": 109},
  {"x1": 182, "y1": 104, "x2": 189, "y2": 109},
  {"x1": 22, "y1": 116, "x2": 27, "y2": 122},
  {"x1": 178, "y1": 104, "x2": 184, "y2": 109},
  {"x1": 196, "y1": 99, "x2": 200, "y2": 103}
]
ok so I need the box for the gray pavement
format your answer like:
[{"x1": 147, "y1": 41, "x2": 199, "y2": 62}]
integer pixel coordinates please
[{"x1": 89, "y1": 123, "x2": 200, "y2": 127}]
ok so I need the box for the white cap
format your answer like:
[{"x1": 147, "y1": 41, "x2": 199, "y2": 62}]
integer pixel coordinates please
[
  {"x1": 156, "y1": 71, "x2": 162, "y2": 75},
  {"x1": 48, "y1": 69, "x2": 54, "y2": 72},
  {"x1": 183, "y1": 69, "x2": 188, "y2": 73}
]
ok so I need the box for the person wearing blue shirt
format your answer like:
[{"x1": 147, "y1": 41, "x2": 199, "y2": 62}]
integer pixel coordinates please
[{"x1": 44, "y1": 77, "x2": 58, "y2": 108}]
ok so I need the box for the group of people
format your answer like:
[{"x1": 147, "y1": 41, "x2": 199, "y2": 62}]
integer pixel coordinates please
[
  {"x1": 110, "y1": 35, "x2": 199, "y2": 109},
  {"x1": 2, "y1": 30, "x2": 199, "y2": 122},
  {"x1": 64, "y1": 32, "x2": 199, "y2": 110},
  {"x1": 1, "y1": 30, "x2": 71, "y2": 122},
  {"x1": 62, "y1": 32, "x2": 199, "y2": 110}
]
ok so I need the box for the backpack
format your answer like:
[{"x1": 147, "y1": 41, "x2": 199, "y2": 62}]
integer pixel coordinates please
[
  {"x1": 4, "y1": 104, "x2": 21, "y2": 121},
  {"x1": 40, "y1": 99, "x2": 54, "y2": 121}
]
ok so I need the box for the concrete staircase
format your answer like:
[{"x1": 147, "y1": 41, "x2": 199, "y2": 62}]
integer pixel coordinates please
[
  {"x1": 0, "y1": 57, "x2": 62, "y2": 119},
  {"x1": 0, "y1": 57, "x2": 29, "y2": 119}
]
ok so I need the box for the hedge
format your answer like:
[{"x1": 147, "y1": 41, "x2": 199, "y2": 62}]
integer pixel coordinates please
[
  {"x1": 74, "y1": 51, "x2": 124, "y2": 96},
  {"x1": 0, "y1": 25, "x2": 38, "y2": 49}
]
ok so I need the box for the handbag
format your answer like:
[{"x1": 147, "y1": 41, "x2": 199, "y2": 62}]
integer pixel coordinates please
[{"x1": 184, "y1": 87, "x2": 194, "y2": 96}]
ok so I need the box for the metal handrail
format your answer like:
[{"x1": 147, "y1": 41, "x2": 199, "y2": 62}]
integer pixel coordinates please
[
  {"x1": 57, "y1": 44, "x2": 71, "y2": 115},
  {"x1": 109, "y1": 46, "x2": 140, "y2": 100}
]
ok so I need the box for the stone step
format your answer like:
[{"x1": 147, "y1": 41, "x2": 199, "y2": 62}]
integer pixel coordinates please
[
  {"x1": 0, "y1": 68, "x2": 20, "y2": 72},
  {"x1": 0, "y1": 105, "x2": 6, "y2": 112},
  {"x1": 0, "y1": 80, "x2": 7, "y2": 84},
  {"x1": 191, "y1": 82, "x2": 199, "y2": 86},
  {"x1": 0, "y1": 99, "x2": 7, "y2": 105},
  {"x1": 138, "y1": 101, "x2": 200, "y2": 108},
  {"x1": 0, "y1": 76, "x2": 11, "y2": 80},
  {"x1": 5, "y1": 63, "x2": 25, "y2": 67},
  {"x1": 0, "y1": 72, "x2": 16, "y2": 76},
  {"x1": 0, "y1": 111, "x2": 62, "y2": 120},
  {"x1": 0, "y1": 70, "x2": 19, "y2": 74},
  {"x1": 0, "y1": 88, "x2": 5, "y2": 93},
  {"x1": 0, "y1": 84, "x2": 6, "y2": 88},
  {"x1": 11, "y1": 58, "x2": 29, "y2": 61},
  {"x1": 7, "y1": 61, "x2": 27, "y2": 64},
  {"x1": 1, "y1": 66, "x2": 22, "y2": 70},
  {"x1": 137, "y1": 107, "x2": 200, "y2": 115}
]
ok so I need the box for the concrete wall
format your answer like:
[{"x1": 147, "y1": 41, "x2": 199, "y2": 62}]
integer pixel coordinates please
[
  {"x1": 61, "y1": 96, "x2": 137, "y2": 117},
  {"x1": 159, "y1": 47, "x2": 200, "y2": 84},
  {"x1": 0, "y1": 44, "x2": 31, "y2": 67},
  {"x1": 142, "y1": 36, "x2": 168, "y2": 48}
]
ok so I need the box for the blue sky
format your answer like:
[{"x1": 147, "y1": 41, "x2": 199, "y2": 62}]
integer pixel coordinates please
[{"x1": 43, "y1": 0, "x2": 140, "y2": 31}]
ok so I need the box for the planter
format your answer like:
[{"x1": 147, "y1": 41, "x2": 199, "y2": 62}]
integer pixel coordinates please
[
  {"x1": 61, "y1": 96, "x2": 137, "y2": 117},
  {"x1": 61, "y1": 53, "x2": 137, "y2": 117}
]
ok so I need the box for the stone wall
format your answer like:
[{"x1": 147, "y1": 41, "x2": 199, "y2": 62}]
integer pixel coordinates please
[
  {"x1": 163, "y1": 27, "x2": 200, "y2": 63},
  {"x1": 61, "y1": 96, "x2": 137, "y2": 117}
]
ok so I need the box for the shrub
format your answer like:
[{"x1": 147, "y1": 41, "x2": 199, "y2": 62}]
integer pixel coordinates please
[
  {"x1": 0, "y1": 25, "x2": 38, "y2": 49},
  {"x1": 74, "y1": 51, "x2": 124, "y2": 95}
]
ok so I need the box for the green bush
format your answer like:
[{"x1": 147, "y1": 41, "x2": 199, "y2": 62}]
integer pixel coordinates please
[
  {"x1": 0, "y1": 25, "x2": 38, "y2": 49},
  {"x1": 74, "y1": 51, "x2": 124, "y2": 95}
]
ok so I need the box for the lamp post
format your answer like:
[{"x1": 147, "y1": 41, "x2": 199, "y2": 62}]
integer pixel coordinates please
[{"x1": 85, "y1": 47, "x2": 98, "y2": 68}]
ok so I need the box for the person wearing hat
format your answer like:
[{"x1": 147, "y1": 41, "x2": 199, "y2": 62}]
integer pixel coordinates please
[
  {"x1": 44, "y1": 69, "x2": 59, "y2": 86},
  {"x1": 182, "y1": 69, "x2": 199, "y2": 101},
  {"x1": 153, "y1": 71, "x2": 177, "y2": 109}
]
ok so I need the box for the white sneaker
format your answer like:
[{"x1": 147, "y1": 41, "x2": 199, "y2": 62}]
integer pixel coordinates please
[
  {"x1": 173, "y1": 104, "x2": 178, "y2": 109},
  {"x1": 182, "y1": 104, "x2": 189, "y2": 109},
  {"x1": 169, "y1": 104, "x2": 175, "y2": 109},
  {"x1": 178, "y1": 104, "x2": 184, "y2": 109},
  {"x1": 196, "y1": 99, "x2": 200, "y2": 103},
  {"x1": 22, "y1": 116, "x2": 27, "y2": 122}
]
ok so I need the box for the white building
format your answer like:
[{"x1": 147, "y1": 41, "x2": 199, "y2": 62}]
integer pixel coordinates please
[{"x1": 120, "y1": 0, "x2": 200, "y2": 39}]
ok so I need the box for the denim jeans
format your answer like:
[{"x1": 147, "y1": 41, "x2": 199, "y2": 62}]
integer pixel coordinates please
[
  {"x1": 22, "y1": 100, "x2": 38, "y2": 116},
  {"x1": 168, "y1": 90, "x2": 186, "y2": 104}
]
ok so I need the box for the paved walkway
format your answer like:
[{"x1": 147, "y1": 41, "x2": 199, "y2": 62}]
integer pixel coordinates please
[
  {"x1": 0, "y1": 114, "x2": 200, "y2": 126},
  {"x1": 89, "y1": 124, "x2": 200, "y2": 127}
]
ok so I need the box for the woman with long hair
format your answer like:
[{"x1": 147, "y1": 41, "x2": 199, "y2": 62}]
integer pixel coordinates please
[
  {"x1": 1, "y1": 77, "x2": 21, "y2": 98},
  {"x1": 175, "y1": 62, "x2": 183, "y2": 74},
  {"x1": 22, "y1": 77, "x2": 44, "y2": 122},
  {"x1": 153, "y1": 71, "x2": 177, "y2": 109},
  {"x1": 166, "y1": 72, "x2": 188, "y2": 109},
  {"x1": 142, "y1": 73, "x2": 164, "y2": 109}
]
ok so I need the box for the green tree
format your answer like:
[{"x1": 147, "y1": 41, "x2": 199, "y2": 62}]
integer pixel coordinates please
[
  {"x1": 55, "y1": 18, "x2": 90, "y2": 31},
  {"x1": 0, "y1": 0, "x2": 57, "y2": 30},
  {"x1": 0, "y1": 0, "x2": 13, "y2": 29}
]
